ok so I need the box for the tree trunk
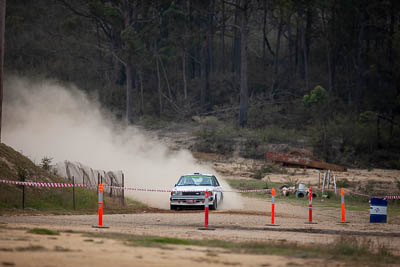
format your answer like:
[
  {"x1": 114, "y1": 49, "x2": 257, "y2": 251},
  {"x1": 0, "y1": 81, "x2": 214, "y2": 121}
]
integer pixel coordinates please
[
  {"x1": 201, "y1": 32, "x2": 210, "y2": 112},
  {"x1": 0, "y1": 0, "x2": 4, "y2": 142},
  {"x1": 188, "y1": 1, "x2": 196, "y2": 80},
  {"x1": 273, "y1": 14, "x2": 283, "y2": 76},
  {"x1": 287, "y1": 15, "x2": 294, "y2": 78},
  {"x1": 355, "y1": 13, "x2": 366, "y2": 114},
  {"x1": 326, "y1": 44, "x2": 333, "y2": 92},
  {"x1": 182, "y1": 50, "x2": 187, "y2": 99},
  {"x1": 220, "y1": 0, "x2": 225, "y2": 73},
  {"x1": 232, "y1": 0, "x2": 241, "y2": 74},
  {"x1": 377, "y1": 115, "x2": 381, "y2": 149},
  {"x1": 295, "y1": 24, "x2": 299, "y2": 77},
  {"x1": 138, "y1": 70, "x2": 144, "y2": 115},
  {"x1": 301, "y1": 21, "x2": 309, "y2": 90},
  {"x1": 262, "y1": 1, "x2": 267, "y2": 71},
  {"x1": 125, "y1": 62, "x2": 133, "y2": 123},
  {"x1": 159, "y1": 56, "x2": 172, "y2": 100},
  {"x1": 271, "y1": 10, "x2": 283, "y2": 93},
  {"x1": 156, "y1": 57, "x2": 162, "y2": 117},
  {"x1": 321, "y1": 9, "x2": 333, "y2": 92},
  {"x1": 239, "y1": 5, "x2": 249, "y2": 127},
  {"x1": 209, "y1": 0, "x2": 215, "y2": 74}
]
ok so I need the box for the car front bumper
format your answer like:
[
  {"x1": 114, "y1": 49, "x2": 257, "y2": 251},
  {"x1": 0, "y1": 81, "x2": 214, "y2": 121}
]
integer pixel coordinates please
[{"x1": 170, "y1": 196, "x2": 214, "y2": 206}]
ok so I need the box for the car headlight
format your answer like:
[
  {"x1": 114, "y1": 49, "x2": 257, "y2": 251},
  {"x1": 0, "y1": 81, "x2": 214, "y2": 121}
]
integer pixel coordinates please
[{"x1": 172, "y1": 191, "x2": 182, "y2": 196}]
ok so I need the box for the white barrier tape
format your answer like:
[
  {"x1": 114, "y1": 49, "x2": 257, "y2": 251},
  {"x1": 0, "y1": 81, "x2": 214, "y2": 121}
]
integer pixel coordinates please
[
  {"x1": 1, "y1": 179, "x2": 398, "y2": 198},
  {"x1": 220, "y1": 189, "x2": 272, "y2": 193},
  {"x1": 319, "y1": 187, "x2": 400, "y2": 200},
  {"x1": 107, "y1": 185, "x2": 271, "y2": 193},
  {"x1": 384, "y1": 195, "x2": 400, "y2": 200},
  {"x1": 0, "y1": 179, "x2": 271, "y2": 193},
  {"x1": 0, "y1": 179, "x2": 83, "y2": 188}
]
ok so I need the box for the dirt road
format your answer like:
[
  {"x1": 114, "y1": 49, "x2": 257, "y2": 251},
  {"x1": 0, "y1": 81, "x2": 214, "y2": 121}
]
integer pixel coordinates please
[
  {"x1": 1, "y1": 195, "x2": 399, "y2": 267},
  {"x1": 1, "y1": 161, "x2": 400, "y2": 267},
  {"x1": 0, "y1": 227, "x2": 340, "y2": 267}
]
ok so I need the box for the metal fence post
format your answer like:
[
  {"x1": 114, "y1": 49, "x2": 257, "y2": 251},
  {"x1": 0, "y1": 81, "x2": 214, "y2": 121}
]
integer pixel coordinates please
[
  {"x1": 121, "y1": 173, "x2": 125, "y2": 206},
  {"x1": 72, "y1": 176, "x2": 76, "y2": 210}
]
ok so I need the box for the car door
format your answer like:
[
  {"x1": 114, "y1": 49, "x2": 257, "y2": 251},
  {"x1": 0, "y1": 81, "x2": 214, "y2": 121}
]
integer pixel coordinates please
[{"x1": 212, "y1": 176, "x2": 223, "y2": 204}]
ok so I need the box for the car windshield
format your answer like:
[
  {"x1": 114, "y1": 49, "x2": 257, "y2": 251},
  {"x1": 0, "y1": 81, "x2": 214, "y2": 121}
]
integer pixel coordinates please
[{"x1": 177, "y1": 176, "x2": 212, "y2": 186}]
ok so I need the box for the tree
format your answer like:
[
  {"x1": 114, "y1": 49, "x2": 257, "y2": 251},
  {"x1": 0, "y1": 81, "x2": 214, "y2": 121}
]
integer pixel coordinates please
[
  {"x1": 303, "y1": 85, "x2": 331, "y2": 159},
  {"x1": 0, "y1": 0, "x2": 5, "y2": 142},
  {"x1": 225, "y1": 0, "x2": 253, "y2": 127},
  {"x1": 238, "y1": 0, "x2": 251, "y2": 127},
  {"x1": 60, "y1": 0, "x2": 152, "y2": 123}
]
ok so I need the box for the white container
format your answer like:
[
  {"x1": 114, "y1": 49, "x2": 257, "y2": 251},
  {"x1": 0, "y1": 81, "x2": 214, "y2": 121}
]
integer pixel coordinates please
[{"x1": 298, "y1": 183, "x2": 306, "y2": 192}]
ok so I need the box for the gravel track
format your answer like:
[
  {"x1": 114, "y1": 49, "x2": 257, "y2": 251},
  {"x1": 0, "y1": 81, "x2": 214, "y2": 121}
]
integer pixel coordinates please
[{"x1": 1, "y1": 196, "x2": 399, "y2": 254}]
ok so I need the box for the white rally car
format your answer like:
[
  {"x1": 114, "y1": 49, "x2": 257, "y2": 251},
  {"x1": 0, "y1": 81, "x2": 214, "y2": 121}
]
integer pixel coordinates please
[{"x1": 170, "y1": 173, "x2": 223, "y2": 210}]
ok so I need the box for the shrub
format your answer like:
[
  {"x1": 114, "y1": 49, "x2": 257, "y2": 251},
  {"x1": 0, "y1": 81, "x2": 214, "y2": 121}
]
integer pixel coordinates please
[
  {"x1": 29, "y1": 228, "x2": 59, "y2": 235},
  {"x1": 251, "y1": 163, "x2": 284, "y2": 179},
  {"x1": 282, "y1": 176, "x2": 299, "y2": 187},
  {"x1": 40, "y1": 156, "x2": 53, "y2": 171},
  {"x1": 336, "y1": 178, "x2": 350, "y2": 188},
  {"x1": 240, "y1": 138, "x2": 264, "y2": 159},
  {"x1": 333, "y1": 235, "x2": 369, "y2": 256},
  {"x1": 194, "y1": 122, "x2": 236, "y2": 156}
]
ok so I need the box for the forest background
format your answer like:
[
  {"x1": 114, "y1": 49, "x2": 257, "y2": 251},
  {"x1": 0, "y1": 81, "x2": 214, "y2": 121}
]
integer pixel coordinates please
[{"x1": 5, "y1": 0, "x2": 400, "y2": 169}]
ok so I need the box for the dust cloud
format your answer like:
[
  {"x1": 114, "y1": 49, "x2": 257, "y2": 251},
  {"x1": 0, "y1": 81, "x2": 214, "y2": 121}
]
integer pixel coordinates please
[{"x1": 3, "y1": 76, "x2": 243, "y2": 210}]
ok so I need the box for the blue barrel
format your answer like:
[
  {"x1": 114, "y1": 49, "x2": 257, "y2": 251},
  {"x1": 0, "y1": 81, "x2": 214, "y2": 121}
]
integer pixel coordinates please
[{"x1": 370, "y1": 198, "x2": 387, "y2": 223}]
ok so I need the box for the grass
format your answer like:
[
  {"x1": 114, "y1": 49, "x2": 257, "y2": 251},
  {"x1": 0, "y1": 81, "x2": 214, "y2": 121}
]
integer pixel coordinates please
[
  {"x1": 28, "y1": 228, "x2": 59, "y2": 235},
  {"x1": 4, "y1": 224, "x2": 399, "y2": 265},
  {"x1": 148, "y1": 237, "x2": 193, "y2": 245},
  {"x1": 225, "y1": 178, "x2": 400, "y2": 215},
  {"x1": 85, "y1": 231, "x2": 399, "y2": 265},
  {"x1": 0, "y1": 143, "x2": 150, "y2": 215},
  {"x1": 226, "y1": 179, "x2": 277, "y2": 198},
  {"x1": 0, "y1": 183, "x2": 99, "y2": 212},
  {"x1": 0, "y1": 143, "x2": 99, "y2": 212}
]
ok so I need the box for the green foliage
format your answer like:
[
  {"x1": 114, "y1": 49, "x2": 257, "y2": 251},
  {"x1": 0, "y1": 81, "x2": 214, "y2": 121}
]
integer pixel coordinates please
[
  {"x1": 40, "y1": 156, "x2": 53, "y2": 171},
  {"x1": 149, "y1": 237, "x2": 192, "y2": 245},
  {"x1": 302, "y1": 85, "x2": 328, "y2": 108},
  {"x1": 28, "y1": 228, "x2": 59, "y2": 235}
]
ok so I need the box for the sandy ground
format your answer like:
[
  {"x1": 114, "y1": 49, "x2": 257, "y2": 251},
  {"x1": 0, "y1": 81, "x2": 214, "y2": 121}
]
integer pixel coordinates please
[
  {"x1": 1, "y1": 153, "x2": 400, "y2": 266},
  {"x1": 0, "y1": 194, "x2": 399, "y2": 267},
  {"x1": 0, "y1": 228, "x2": 340, "y2": 267}
]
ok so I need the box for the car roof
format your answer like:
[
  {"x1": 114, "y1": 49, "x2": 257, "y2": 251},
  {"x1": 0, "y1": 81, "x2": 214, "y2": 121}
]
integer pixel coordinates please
[{"x1": 182, "y1": 173, "x2": 215, "y2": 177}]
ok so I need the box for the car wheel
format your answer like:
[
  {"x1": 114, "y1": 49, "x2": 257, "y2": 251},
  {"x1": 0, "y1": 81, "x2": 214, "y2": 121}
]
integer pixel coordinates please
[
  {"x1": 170, "y1": 205, "x2": 177, "y2": 210},
  {"x1": 210, "y1": 196, "x2": 217, "y2": 210}
]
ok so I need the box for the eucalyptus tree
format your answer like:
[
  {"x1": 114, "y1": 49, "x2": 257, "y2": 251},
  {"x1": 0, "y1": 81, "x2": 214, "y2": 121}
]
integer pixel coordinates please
[
  {"x1": 224, "y1": 0, "x2": 253, "y2": 127},
  {"x1": 60, "y1": 0, "x2": 155, "y2": 123}
]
